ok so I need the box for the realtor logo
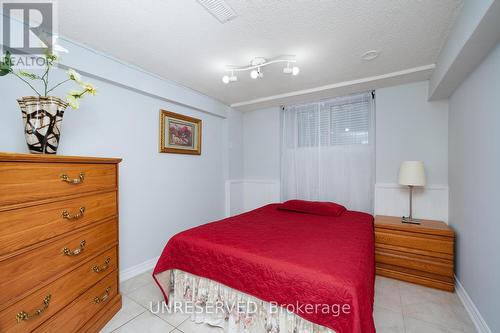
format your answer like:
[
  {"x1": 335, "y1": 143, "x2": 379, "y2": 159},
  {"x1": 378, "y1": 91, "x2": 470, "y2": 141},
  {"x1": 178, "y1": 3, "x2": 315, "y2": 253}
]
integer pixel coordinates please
[{"x1": 2, "y1": 1, "x2": 54, "y2": 54}]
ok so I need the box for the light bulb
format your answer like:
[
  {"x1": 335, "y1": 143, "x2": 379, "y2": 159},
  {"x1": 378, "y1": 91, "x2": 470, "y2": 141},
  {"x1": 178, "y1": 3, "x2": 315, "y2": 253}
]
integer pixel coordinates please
[
  {"x1": 222, "y1": 75, "x2": 230, "y2": 84},
  {"x1": 292, "y1": 66, "x2": 300, "y2": 76},
  {"x1": 250, "y1": 69, "x2": 259, "y2": 79}
]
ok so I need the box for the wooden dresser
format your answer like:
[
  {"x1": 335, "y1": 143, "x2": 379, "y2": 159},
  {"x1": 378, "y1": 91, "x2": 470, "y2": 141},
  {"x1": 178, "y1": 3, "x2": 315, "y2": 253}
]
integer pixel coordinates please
[
  {"x1": 0, "y1": 153, "x2": 122, "y2": 332},
  {"x1": 375, "y1": 215, "x2": 455, "y2": 292}
]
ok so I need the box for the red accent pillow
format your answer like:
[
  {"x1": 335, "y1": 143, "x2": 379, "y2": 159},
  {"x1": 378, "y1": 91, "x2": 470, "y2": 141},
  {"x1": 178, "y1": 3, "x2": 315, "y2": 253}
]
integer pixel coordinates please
[{"x1": 278, "y1": 200, "x2": 347, "y2": 217}]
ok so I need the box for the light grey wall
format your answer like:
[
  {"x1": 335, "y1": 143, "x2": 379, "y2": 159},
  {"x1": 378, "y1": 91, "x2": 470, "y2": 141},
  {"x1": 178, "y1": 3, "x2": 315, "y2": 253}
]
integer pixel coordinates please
[
  {"x1": 225, "y1": 108, "x2": 244, "y2": 180},
  {"x1": 449, "y1": 42, "x2": 500, "y2": 332},
  {"x1": 376, "y1": 81, "x2": 449, "y2": 185},
  {"x1": 243, "y1": 107, "x2": 281, "y2": 179},
  {"x1": 429, "y1": 0, "x2": 494, "y2": 99},
  {"x1": 242, "y1": 82, "x2": 449, "y2": 186},
  {"x1": 0, "y1": 44, "x2": 238, "y2": 273}
]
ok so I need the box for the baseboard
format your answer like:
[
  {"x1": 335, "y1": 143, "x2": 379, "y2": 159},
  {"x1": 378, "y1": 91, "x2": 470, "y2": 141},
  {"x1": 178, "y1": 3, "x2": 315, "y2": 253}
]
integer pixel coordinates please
[
  {"x1": 455, "y1": 276, "x2": 492, "y2": 333},
  {"x1": 119, "y1": 256, "x2": 159, "y2": 283}
]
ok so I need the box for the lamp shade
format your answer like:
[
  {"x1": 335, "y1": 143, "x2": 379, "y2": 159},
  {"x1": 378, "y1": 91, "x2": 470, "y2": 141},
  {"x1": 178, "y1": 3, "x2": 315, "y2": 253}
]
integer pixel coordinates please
[{"x1": 398, "y1": 161, "x2": 426, "y2": 186}]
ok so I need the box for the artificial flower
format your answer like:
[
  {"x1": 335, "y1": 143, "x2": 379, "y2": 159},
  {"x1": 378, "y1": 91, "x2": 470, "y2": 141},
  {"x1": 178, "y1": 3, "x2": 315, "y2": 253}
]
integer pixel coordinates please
[
  {"x1": 67, "y1": 69, "x2": 82, "y2": 83},
  {"x1": 45, "y1": 53, "x2": 57, "y2": 63},
  {"x1": 83, "y1": 82, "x2": 97, "y2": 95},
  {"x1": 68, "y1": 89, "x2": 82, "y2": 97},
  {"x1": 66, "y1": 94, "x2": 80, "y2": 110}
]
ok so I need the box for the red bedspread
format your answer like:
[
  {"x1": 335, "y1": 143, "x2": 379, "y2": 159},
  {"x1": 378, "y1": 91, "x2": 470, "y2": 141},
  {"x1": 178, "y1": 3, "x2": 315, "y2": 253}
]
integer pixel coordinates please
[{"x1": 153, "y1": 204, "x2": 375, "y2": 333}]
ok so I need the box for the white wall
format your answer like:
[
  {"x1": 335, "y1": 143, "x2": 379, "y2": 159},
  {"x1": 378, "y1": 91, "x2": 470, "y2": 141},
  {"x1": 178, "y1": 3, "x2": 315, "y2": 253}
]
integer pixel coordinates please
[
  {"x1": 448, "y1": 42, "x2": 500, "y2": 333},
  {"x1": 0, "y1": 33, "x2": 239, "y2": 275},
  {"x1": 231, "y1": 82, "x2": 449, "y2": 220},
  {"x1": 375, "y1": 81, "x2": 449, "y2": 221}
]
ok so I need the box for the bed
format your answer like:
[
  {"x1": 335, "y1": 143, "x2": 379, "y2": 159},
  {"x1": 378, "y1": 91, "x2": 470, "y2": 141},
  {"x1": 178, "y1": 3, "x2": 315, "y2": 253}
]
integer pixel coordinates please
[{"x1": 153, "y1": 202, "x2": 375, "y2": 333}]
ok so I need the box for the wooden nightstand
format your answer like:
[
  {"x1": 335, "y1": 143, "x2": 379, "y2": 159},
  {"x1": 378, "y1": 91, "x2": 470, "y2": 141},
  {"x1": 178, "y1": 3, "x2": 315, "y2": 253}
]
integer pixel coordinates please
[{"x1": 374, "y1": 215, "x2": 455, "y2": 292}]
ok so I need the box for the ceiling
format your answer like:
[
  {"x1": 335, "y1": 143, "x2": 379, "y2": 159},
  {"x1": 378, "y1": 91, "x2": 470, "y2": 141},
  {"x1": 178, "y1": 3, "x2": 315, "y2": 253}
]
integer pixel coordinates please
[{"x1": 56, "y1": 0, "x2": 462, "y2": 109}]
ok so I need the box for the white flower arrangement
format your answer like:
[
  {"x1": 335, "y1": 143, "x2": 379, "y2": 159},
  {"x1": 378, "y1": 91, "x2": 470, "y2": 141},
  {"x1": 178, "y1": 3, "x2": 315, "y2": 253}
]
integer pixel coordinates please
[{"x1": 0, "y1": 50, "x2": 97, "y2": 110}]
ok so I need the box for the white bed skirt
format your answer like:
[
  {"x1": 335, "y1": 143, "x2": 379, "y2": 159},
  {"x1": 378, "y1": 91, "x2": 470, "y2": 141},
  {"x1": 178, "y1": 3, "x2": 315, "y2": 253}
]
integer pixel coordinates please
[{"x1": 155, "y1": 269, "x2": 335, "y2": 333}]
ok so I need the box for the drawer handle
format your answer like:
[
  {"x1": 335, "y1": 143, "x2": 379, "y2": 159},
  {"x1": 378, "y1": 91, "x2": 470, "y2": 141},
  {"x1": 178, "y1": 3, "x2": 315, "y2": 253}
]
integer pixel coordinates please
[
  {"x1": 60, "y1": 172, "x2": 85, "y2": 184},
  {"x1": 16, "y1": 294, "x2": 51, "y2": 323},
  {"x1": 93, "y1": 287, "x2": 111, "y2": 304},
  {"x1": 92, "y1": 257, "x2": 111, "y2": 273},
  {"x1": 62, "y1": 207, "x2": 85, "y2": 220},
  {"x1": 62, "y1": 240, "x2": 86, "y2": 256}
]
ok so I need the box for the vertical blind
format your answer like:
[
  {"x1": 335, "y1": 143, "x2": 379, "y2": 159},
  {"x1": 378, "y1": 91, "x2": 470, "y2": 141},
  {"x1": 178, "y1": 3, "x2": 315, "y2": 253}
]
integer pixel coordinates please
[{"x1": 281, "y1": 92, "x2": 375, "y2": 213}]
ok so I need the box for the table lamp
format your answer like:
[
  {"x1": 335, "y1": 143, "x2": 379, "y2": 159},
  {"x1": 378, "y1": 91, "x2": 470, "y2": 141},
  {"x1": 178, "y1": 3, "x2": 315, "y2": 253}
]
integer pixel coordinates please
[{"x1": 398, "y1": 161, "x2": 426, "y2": 224}]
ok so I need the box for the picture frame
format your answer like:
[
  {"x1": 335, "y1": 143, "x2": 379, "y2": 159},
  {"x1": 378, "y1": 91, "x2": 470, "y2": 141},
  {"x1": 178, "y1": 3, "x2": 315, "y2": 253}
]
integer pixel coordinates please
[{"x1": 159, "y1": 110, "x2": 202, "y2": 155}]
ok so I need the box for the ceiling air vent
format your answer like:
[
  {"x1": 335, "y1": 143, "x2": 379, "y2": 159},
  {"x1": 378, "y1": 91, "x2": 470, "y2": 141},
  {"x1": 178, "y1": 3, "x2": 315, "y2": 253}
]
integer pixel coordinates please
[{"x1": 196, "y1": 0, "x2": 237, "y2": 23}]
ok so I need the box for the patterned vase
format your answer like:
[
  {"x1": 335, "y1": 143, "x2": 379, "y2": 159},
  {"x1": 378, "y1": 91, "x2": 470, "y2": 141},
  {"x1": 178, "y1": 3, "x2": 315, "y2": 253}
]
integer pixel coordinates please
[{"x1": 17, "y1": 96, "x2": 69, "y2": 154}]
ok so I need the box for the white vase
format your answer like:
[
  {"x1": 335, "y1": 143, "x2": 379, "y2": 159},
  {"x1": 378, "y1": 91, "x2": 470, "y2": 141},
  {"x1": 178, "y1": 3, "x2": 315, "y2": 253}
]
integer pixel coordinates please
[{"x1": 17, "y1": 96, "x2": 69, "y2": 154}]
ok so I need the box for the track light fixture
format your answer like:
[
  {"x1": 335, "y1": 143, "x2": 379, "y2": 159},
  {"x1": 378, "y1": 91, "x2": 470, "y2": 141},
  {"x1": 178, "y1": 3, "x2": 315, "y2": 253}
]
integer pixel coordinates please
[
  {"x1": 222, "y1": 56, "x2": 299, "y2": 84},
  {"x1": 250, "y1": 67, "x2": 263, "y2": 79},
  {"x1": 222, "y1": 70, "x2": 238, "y2": 84},
  {"x1": 283, "y1": 61, "x2": 300, "y2": 76}
]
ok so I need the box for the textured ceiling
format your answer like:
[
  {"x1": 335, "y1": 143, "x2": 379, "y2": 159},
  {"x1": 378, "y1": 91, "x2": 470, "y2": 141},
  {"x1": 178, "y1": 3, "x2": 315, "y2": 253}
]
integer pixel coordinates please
[{"x1": 56, "y1": 0, "x2": 462, "y2": 107}]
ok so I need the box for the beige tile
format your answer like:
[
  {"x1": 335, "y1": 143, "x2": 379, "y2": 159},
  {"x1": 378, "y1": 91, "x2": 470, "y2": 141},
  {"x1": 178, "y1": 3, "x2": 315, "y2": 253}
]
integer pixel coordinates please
[
  {"x1": 404, "y1": 316, "x2": 469, "y2": 333},
  {"x1": 403, "y1": 299, "x2": 474, "y2": 331},
  {"x1": 448, "y1": 301, "x2": 477, "y2": 332},
  {"x1": 376, "y1": 276, "x2": 401, "y2": 290},
  {"x1": 100, "y1": 296, "x2": 146, "y2": 333},
  {"x1": 152, "y1": 306, "x2": 190, "y2": 328},
  {"x1": 178, "y1": 319, "x2": 224, "y2": 333},
  {"x1": 374, "y1": 306, "x2": 405, "y2": 333},
  {"x1": 127, "y1": 282, "x2": 165, "y2": 309},
  {"x1": 114, "y1": 311, "x2": 175, "y2": 333},
  {"x1": 120, "y1": 272, "x2": 154, "y2": 295},
  {"x1": 399, "y1": 281, "x2": 460, "y2": 307},
  {"x1": 398, "y1": 281, "x2": 475, "y2": 332},
  {"x1": 375, "y1": 276, "x2": 403, "y2": 313}
]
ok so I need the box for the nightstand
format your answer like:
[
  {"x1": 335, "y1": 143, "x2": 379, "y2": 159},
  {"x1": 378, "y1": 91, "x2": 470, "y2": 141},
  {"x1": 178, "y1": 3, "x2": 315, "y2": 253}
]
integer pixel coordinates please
[{"x1": 374, "y1": 215, "x2": 455, "y2": 292}]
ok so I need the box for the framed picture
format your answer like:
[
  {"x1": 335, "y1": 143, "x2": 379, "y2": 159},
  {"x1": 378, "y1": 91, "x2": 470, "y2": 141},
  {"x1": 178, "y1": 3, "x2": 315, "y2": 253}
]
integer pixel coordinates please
[{"x1": 159, "y1": 110, "x2": 202, "y2": 155}]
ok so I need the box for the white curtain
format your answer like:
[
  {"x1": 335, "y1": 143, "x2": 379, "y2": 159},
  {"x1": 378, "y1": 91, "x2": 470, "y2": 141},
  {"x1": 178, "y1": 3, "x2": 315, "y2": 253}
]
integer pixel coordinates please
[{"x1": 281, "y1": 92, "x2": 375, "y2": 213}]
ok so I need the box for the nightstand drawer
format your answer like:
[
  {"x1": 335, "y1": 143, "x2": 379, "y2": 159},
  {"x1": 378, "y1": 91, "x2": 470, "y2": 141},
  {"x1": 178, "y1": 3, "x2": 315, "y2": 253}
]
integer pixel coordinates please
[
  {"x1": 375, "y1": 230, "x2": 453, "y2": 255},
  {"x1": 376, "y1": 248, "x2": 453, "y2": 277}
]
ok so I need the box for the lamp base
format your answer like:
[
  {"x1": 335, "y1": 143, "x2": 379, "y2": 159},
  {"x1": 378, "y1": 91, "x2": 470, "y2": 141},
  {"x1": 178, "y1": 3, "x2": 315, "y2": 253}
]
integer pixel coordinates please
[{"x1": 401, "y1": 216, "x2": 421, "y2": 224}]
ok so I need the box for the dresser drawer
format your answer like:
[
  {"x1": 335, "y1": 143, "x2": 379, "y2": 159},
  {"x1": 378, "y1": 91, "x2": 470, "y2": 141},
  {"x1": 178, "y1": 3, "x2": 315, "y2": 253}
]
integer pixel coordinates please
[
  {"x1": 375, "y1": 230, "x2": 453, "y2": 255},
  {"x1": 0, "y1": 192, "x2": 117, "y2": 257},
  {"x1": 0, "y1": 162, "x2": 117, "y2": 208},
  {"x1": 0, "y1": 220, "x2": 117, "y2": 307},
  {"x1": 33, "y1": 272, "x2": 119, "y2": 333},
  {"x1": 0, "y1": 247, "x2": 117, "y2": 333}
]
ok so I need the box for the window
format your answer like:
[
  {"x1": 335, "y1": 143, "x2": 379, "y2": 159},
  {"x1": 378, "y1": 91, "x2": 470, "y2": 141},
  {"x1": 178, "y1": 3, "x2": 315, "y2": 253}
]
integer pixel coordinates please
[
  {"x1": 281, "y1": 91, "x2": 375, "y2": 213},
  {"x1": 295, "y1": 93, "x2": 372, "y2": 147}
]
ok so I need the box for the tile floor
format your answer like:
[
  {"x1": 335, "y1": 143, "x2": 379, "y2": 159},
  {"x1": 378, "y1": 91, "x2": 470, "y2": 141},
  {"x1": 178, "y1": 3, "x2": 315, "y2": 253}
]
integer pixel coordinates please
[{"x1": 101, "y1": 272, "x2": 476, "y2": 333}]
